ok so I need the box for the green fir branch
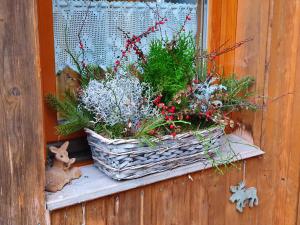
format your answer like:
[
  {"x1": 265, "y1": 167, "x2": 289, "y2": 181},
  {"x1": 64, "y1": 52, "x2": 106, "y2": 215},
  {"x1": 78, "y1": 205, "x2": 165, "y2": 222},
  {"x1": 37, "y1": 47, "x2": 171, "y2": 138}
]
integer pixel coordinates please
[{"x1": 46, "y1": 92, "x2": 92, "y2": 136}]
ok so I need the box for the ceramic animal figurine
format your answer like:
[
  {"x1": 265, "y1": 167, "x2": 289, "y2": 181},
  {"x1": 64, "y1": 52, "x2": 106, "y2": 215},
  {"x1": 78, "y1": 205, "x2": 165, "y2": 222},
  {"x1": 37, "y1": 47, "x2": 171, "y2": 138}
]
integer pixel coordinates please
[
  {"x1": 45, "y1": 141, "x2": 82, "y2": 192},
  {"x1": 229, "y1": 181, "x2": 259, "y2": 213},
  {"x1": 56, "y1": 67, "x2": 81, "y2": 121},
  {"x1": 56, "y1": 66, "x2": 81, "y2": 98}
]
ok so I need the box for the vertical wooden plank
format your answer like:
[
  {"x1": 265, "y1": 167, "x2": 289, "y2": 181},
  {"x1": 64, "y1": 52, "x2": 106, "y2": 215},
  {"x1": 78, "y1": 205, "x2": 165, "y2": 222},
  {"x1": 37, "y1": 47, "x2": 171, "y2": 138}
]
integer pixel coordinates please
[
  {"x1": 282, "y1": 2, "x2": 300, "y2": 224},
  {"x1": 85, "y1": 198, "x2": 107, "y2": 225},
  {"x1": 189, "y1": 172, "x2": 209, "y2": 225},
  {"x1": 207, "y1": 0, "x2": 223, "y2": 67},
  {"x1": 150, "y1": 179, "x2": 174, "y2": 225},
  {"x1": 296, "y1": 54, "x2": 300, "y2": 224},
  {"x1": 0, "y1": 0, "x2": 46, "y2": 224},
  {"x1": 207, "y1": 0, "x2": 238, "y2": 75},
  {"x1": 233, "y1": 0, "x2": 271, "y2": 145},
  {"x1": 140, "y1": 186, "x2": 153, "y2": 225},
  {"x1": 105, "y1": 195, "x2": 120, "y2": 225},
  {"x1": 218, "y1": 0, "x2": 238, "y2": 75},
  {"x1": 51, "y1": 205, "x2": 83, "y2": 225},
  {"x1": 36, "y1": 0, "x2": 58, "y2": 143},
  {"x1": 224, "y1": 1, "x2": 272, "y2": 224},
  {"x1": 258, "y1": 1, "x2": 300, "y2": 225},
  {"x1": 170, "y1": 176, "x2": 191, "y2": 225},
  {"x1": 118, "y1": 189, "x2": 141, "y2": 225},
  {"x1": 207, "y1": 170, "x2": 228, "y2": 225},
  {"x1": 298, "y1": 188, "x2": 300, "y2": 225}
]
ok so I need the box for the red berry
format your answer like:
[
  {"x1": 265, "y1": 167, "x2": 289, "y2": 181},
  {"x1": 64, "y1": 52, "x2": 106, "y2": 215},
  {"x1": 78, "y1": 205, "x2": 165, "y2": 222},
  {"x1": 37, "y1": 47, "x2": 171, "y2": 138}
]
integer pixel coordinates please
[
  {"x1": 79, "y1": 41, "x2": 84, "y2": 49},
  {"x1": 171, "y1": 132, "x2": 176, "y2": 138},
  {"x1": 170, "y1": 124, "x2": 175, "y2": 129},
  {"x1": 206, "y1": 111, "x2": 212, "y2": 118},
  {"x1": 168, "y1": 106, "x2": 176, "y2": 113},
  {"x1": 169, "y1": 115, "x2": 174, "y2": 121},
  {"x1": 158, "y1": 103, "x2": 165, "y2": 108},
  {"x1": 185, "y1": 115, "x2": 190, "y2": 120}
]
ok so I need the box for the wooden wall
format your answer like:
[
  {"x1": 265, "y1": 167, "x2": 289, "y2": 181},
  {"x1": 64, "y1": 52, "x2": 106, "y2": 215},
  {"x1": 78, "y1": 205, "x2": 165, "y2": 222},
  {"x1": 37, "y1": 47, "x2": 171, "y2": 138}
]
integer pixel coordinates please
[
  {"x1": 0, "y1": 0, "x2": 298, "y2": 224},
  {"x1": 50, "y1": 0, "x2": 300, "y2": 224},
  {"x1": 51, "y1": 0, "x2": 300, "y2": 225},
  {"x1": 0, "y1": 0, "x2": 46, "y2": 224}
]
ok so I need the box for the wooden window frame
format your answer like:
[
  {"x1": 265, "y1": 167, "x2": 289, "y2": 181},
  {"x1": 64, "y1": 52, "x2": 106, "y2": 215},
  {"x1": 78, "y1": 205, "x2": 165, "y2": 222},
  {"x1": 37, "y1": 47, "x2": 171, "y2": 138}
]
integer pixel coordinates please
[{"x1": 38, "y1": 0, "x2": 208, "y2": 163}]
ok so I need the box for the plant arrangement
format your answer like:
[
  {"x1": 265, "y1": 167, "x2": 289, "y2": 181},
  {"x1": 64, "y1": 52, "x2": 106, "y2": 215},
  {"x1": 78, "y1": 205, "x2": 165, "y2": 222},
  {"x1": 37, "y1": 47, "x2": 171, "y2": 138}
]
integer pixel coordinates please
[{"x1": 47, "y1": 11, "x2": 257, "y2": 179}]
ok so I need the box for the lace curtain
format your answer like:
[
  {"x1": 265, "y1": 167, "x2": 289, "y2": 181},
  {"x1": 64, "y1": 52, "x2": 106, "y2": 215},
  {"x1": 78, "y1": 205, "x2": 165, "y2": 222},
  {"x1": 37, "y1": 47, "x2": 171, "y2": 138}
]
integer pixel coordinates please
[{"x1": 52, "y1": 0, "x2": 203, "y2": 72}]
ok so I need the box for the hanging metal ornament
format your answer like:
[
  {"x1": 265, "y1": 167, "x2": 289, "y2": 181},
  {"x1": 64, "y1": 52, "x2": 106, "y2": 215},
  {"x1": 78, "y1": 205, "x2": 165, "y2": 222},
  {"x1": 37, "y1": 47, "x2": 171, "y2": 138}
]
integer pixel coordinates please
[{"x1": 229, "y1": 161, "x2": 259, "y2": 213}]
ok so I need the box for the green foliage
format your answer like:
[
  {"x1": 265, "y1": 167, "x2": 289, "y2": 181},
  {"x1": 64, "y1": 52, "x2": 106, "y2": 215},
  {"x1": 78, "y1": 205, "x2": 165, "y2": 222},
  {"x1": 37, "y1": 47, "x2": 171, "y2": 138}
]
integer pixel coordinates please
[
  {"x1": 141, "y1": 33, "x2": 196, "y2": 103},
  {"x1": 135, "y1": 116, "x2": 191, "y2": 146},
  {"x1": 94, "y1": 123, "x2": 127, "y2": 139},
  {"x1": 194, "y1": 125, "x2": 239, "y2": 174},
  {"x1": 220, "y1": 75, "x2": 257, "y2": 112},
  {"x1": 64, "y1": 28, "x2": 106, "y2": 87},
  {"x1": 46, "y1": 92, "x2": 92, "y2": 136},
  {"x1": 65, "y1": 46, "x2": 106, "y2": 87}
]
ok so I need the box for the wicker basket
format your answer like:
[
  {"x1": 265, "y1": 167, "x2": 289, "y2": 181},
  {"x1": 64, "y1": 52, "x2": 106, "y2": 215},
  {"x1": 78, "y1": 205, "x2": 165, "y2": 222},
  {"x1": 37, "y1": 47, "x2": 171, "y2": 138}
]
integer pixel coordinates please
[{"x1": 85, "y1": 126, "x2": 224, "y2": 180}]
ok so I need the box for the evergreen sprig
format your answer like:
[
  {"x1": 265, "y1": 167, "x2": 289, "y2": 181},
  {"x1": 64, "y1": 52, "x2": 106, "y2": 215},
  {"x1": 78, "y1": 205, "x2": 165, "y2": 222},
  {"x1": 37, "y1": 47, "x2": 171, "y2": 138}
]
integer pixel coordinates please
[
  {"x1": 46, "y1": 92, "x2": 92, "y2": 136},
  {"x1": 141, "y1": 33, "x2": 196, "y2": 103},
  {"x1": 220, "y1": 75, "x2": 257, "y2": 112}
]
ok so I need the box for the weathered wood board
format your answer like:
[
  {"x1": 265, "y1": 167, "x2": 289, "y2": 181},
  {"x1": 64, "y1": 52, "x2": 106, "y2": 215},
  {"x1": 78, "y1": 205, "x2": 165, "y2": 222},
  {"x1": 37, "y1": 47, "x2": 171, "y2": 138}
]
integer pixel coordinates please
[{"x1": 0, "y1": 0, "x2": 45, "y2": 224}]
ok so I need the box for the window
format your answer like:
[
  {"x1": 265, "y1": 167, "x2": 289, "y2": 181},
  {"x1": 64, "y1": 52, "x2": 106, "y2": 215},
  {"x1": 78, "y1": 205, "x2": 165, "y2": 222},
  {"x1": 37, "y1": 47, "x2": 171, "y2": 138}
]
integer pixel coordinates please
[
  {"x1": 52, "y1": 0, "x2": 208, "y2": 72},
  {"x1": 50, "y1": 0, "x2": 208, "y2": 162}
]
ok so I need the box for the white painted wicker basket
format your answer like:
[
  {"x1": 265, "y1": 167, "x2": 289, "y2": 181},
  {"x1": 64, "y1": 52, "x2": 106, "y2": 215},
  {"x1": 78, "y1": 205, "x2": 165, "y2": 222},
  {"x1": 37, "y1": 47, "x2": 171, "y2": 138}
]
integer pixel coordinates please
[{"x1": 85, "y1": 126, "x2": 224, "y2": 180}]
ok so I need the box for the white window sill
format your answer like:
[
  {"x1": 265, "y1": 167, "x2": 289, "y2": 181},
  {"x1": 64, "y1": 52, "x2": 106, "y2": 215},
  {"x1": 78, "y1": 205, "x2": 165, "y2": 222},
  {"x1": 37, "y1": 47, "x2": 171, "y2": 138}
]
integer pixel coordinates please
[{"x1": 46, "y1": 134, "x2": 264, "y2": 211}]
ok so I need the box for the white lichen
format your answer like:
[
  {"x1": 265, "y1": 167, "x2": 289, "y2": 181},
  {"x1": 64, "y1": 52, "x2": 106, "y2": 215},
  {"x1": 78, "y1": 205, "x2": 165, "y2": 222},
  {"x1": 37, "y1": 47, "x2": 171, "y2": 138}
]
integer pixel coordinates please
[
  {"x1": 81, "y1": 74, "x2": 158, "y2": 127},
  {"x1": 192, "y1": 77, "x2": 227, "y2": 112}
]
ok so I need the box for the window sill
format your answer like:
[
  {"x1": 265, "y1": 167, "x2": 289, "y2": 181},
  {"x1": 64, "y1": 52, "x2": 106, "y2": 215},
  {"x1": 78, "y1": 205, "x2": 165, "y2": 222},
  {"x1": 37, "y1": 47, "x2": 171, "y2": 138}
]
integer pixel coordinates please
[{"x1": 46, "y1": 134, "x2": 264, "y2": 211}]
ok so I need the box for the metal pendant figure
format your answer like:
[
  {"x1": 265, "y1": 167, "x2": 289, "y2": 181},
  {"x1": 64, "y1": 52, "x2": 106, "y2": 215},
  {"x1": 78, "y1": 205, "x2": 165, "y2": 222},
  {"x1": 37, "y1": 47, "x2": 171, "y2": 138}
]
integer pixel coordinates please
[{"x1": 229, "y1": 181, "x2": 259, "y2": 213}]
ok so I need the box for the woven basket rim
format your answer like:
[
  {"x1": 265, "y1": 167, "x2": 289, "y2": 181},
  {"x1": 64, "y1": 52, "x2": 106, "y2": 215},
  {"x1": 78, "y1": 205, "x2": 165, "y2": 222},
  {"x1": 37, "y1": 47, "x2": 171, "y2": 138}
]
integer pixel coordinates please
[{"x1": 84, "y1": 125, "x2": 223, "y2": 145}]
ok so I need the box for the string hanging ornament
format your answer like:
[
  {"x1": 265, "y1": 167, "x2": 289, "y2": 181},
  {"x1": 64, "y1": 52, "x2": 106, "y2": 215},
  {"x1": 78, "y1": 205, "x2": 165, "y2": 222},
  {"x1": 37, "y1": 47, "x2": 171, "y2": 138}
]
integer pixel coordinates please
[{"x1": 229, "y1": 160, "x2": 259, "y2": 213}]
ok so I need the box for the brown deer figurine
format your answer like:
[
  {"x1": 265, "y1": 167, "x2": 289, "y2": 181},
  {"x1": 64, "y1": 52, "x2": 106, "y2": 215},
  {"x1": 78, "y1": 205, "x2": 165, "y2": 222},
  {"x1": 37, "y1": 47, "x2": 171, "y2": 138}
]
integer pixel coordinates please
[{"x1": 46, "y1": 141, "x2": 82, "y2": 192}]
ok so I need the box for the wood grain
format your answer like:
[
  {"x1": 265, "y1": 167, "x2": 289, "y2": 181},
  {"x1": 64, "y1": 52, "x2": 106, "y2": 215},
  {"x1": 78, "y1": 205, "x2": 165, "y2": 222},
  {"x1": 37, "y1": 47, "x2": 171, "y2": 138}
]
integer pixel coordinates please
[
  {"x1": 51, "y1": 204, "x2": 84, "y2": 225},
  {"x1": 0, "y1": 0, "x2": 45, "y2": 224},
  {"x1": 258, "y1": 1, "x2": 300, "y2": 225},
  {"x1": 49, "y1": 0, "x2": 300, "y2": 224}
]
